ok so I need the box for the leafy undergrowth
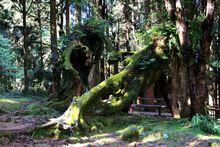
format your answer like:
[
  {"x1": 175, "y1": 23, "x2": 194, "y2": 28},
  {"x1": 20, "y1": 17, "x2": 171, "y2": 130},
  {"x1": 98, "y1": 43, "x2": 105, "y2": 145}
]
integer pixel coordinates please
[
  {"x1": 191, "y1": 114, "x2": 219, "y2": 134},
  {"x1": 26, "y1": 102, "x2": 59, "y2": 117},
  {"x1": 65, "y1": 114, "x2": 220, "y2": 146}
]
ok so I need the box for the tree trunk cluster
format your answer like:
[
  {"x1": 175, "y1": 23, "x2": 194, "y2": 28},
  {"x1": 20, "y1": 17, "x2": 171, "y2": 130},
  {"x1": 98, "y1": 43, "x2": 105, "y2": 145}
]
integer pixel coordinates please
[{"x1": 164, "y1": 0, "x2": 216, "y2": 117}]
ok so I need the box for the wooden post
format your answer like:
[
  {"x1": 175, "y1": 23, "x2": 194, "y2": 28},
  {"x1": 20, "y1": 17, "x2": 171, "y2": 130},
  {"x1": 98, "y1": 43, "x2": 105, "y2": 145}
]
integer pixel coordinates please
[{"x1": 158, "y1": 107, "x2": 161, "y2": 116}]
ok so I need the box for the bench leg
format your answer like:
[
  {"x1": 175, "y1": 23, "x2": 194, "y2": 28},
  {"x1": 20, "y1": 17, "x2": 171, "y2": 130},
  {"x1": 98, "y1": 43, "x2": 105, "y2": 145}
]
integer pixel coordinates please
[{"x1": 158, "y1": 107, "x2": 161, "y2": 116}]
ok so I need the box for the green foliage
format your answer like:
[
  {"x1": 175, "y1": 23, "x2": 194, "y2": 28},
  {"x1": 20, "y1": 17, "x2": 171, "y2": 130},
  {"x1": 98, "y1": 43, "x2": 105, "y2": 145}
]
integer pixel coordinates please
[
  {"x1": 106, "y1": 50, "x2": 121, "y2": 62},
  {"x1": 211, "y1": 60, "x2": 220, "y2": 68},
  {"x1": 72, "y1": 0, "x2": 89, "y2": 7},
  {"x1": 120, "y1": 125, "x2": 141, "y2": 141},
  {"x1": 27, "y1": 102, "x2": 58, "y2": 116},
  {"x1": 191, "y1": 114, "x2": 217, "y2": 134},
  {"x1": 137, "y1": 22, "x2": 177, "y2": 50},
  {"x1": 31, "y1": 127, "x2": 55, "y2": 139},
  {"x1": 188, "y1": 13, "x2": 205, "y2": 51},
  {"x1": 168, "y1": 34, "x2": 180, "y2": 52},
  {"x1": 0, "y1": 35, "x2": 15, "y2": 76},
  {"x1": 0, "y1": 35, "x2": 21, "y2": 91},
  {"x1": 84, "y1": 18, "x2": 109, "y2": 35},
  {"x1": 0, "y1": 4, "x2": 13, "y2": 34},
  {"x1": 138, "y1": 56, "x2": 156, "y2": 70},
  {"x1": 73, "y1": 18, "x2": 109, "y2": 40},
  {"x1": 65, "y1": 17, "x2": 111, "y2": 52}
]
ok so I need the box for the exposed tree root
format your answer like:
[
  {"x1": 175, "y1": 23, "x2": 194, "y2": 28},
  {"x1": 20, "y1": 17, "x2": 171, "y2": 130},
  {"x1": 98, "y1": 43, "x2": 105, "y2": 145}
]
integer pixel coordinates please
[{"x1": 0, "y1": 109, "x2": 8, "y2": 114}]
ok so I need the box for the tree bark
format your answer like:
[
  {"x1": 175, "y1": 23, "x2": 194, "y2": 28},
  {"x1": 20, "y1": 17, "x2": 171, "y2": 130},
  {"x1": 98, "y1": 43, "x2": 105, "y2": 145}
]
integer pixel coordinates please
[
  {"x1": 50, "y1": 0, "x2": 60, "y2": 99},
  {"x1": 58, "y1": 0, "x2": 64, "y2": 36},
  {"x1": 66, "y1": 0, "x2": 70, "y2": 35},
  {"x1": 74, "y1": 3, "x2": 81, "y2": 25},
  {"x1": 37, "y1": 0, "x2": 44, "y2": 70},
  {"x1": 22, "y1": 0, "x2": 29, "y2": 94},
  {"x1": 194, "y1": 0, "x2": 216, "y2": 114},
  {"x1": 164, "y1": 0, "x2": 193, "y2": 117},
  {"x1": 88, "y1": 0, "x2": 107, "y2": 87},
  {"x1": 124, "y1": 0, "x2": 132, "y2": 51},
  {"x1": 164, "y1": 0, "x2": 175, "y2": 21}
]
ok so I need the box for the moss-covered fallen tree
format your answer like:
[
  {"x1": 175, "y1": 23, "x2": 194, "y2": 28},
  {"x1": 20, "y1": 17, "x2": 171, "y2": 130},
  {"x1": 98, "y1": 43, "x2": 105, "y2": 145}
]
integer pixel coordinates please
[{"x1": 43, "y1": 36, "x2": 169, "y2": 129}]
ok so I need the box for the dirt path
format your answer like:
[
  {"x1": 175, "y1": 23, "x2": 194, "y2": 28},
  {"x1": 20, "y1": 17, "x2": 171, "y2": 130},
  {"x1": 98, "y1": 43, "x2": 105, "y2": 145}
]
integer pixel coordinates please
[
  {"x1": 0, "y1": 100, "x2": 44, "y2": 133},
  {"x1": 0, "y1": 98, "x2": 58, "y2": 146}
]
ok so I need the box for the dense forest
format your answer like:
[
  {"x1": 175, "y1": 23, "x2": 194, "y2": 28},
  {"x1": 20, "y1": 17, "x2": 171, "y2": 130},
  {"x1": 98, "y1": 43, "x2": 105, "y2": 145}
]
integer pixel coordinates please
[{"x1": 0, "y1": 0, "x2": 220, "y2": 146}]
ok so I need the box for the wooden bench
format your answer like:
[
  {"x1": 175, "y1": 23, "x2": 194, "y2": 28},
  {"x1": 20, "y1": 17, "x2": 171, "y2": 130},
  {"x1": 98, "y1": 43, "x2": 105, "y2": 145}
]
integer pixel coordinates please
[{"x1": 130, "y1": 97, "x2": 167, "y2": 116}]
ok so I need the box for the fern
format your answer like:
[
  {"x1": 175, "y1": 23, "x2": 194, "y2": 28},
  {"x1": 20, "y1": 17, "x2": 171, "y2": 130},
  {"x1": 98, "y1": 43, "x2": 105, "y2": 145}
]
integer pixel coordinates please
[{"x1": 191, "y1": 114, "x2": 217, "y2": 134}]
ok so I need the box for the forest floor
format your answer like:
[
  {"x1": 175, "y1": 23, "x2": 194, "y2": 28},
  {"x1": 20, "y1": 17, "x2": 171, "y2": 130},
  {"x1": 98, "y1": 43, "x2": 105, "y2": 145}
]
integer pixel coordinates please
[{"x1": 0, "y1": 95, "x2": 220, "y2": 147}]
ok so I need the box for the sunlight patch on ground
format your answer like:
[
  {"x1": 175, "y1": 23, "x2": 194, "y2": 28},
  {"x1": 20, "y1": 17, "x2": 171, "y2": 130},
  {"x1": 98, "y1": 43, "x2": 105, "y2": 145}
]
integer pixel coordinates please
[
  {"x1": 0, "y1": 97, "x2": 32, "y2": 111},
  {"x1": 142, "y1": 131, "x2": 162, "y2": 142},
  {"x1": 196, "y1": 134, "x2": 220, "y2": 140},
  {"x1": 70, "y1": 137, "x2": 121, "y2": 147},
  {"x1": 89, "y1": 133, "x2": 114, "y2": 139},
  {"x1": 0, "y1": 98, "x2": 20, "y2": 104}
]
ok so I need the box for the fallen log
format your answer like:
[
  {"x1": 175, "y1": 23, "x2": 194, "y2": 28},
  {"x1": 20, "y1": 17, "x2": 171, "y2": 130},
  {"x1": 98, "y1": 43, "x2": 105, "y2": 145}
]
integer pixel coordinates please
[{"x1": 43, "y1": 36, "x2": 169, "y2": 129}]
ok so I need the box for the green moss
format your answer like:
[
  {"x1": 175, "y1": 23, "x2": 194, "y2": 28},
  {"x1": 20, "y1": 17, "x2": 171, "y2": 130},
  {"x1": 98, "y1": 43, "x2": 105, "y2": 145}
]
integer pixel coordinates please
[
  {"x1": 64, "y1": 104, "x2": 80, "y2": 125},
  {"x1": 61, "y1": 37, "x2": 166, "y2": 127},
  {"x1": 120, "y1": 125, "x2": 141, "y2": 141},
  {"x1": 31, "y1": 127, "x2": 56, "y2": 139},
  {"x1": 62, "y1": 43, "x2": 81, "y2": 76}
]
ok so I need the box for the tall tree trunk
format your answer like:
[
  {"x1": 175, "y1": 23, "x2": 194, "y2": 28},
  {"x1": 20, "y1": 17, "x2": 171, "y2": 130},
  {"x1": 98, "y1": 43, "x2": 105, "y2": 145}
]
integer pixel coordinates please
[
  {"x1": 22, "y1": 0, "x2": 29, "y2": 94},
  {"x1": 100, "y1": 57, "x2": 105, "y2": 81},
  {"x1": 74, "y1": 3, "x2": 81, "y2": 25},
  {"x1": 89, "y1": 0, "x2": 107, "y2": 87},
  {"x1": 175, "y1": 0, "x2": 195, "y2": 117},
  {"x1": 114, "y1": 21, "x2": 120, "y2": 75},
  {"x1": 37, "y1": 0, "x2": 44, "y2": 70},
  {"x1": 88, "y1": 38, "x2": 104, "y2": 88},
  {"x1": 124, "y1": 0, "x2": 131, "y2": 51},
  {"x1": 59, "y1": 0, "x2": 64, "y2": 36},
  {"x1": 164, "y1": 0, "x2": 193, "y2": 117},
  {"x1": 66, "y1": 0, "x2": 70, "y2": 35},
  {"x1": 164, "y1": 0, "x2": 175, "y2": 21},
  {"x1": 50, "y1": 0, "x2": 60, "y2": 99},
  {"x1": 195, "y1": 0, "x2": 216, "y2": 114},
  {"x1": 57, "y1": 0, "x2": 66, "y2": 36}
]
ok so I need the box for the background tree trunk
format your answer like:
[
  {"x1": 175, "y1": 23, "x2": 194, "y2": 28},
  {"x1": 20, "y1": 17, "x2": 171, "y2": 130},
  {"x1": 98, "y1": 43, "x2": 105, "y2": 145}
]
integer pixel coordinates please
[
  {"x1": 194, "y1": 0, "x2": 216, "y2": 114},
  {"x1": 66, "y1": 0, "x2": 70, "y2": 35},
  {"x1": 50, "y1": 0, "x2": 60, "y2": 99},
  {"x1": 22, "y1": 0, "x2": 29, "y2": 94},
  {"x1": 164, "y1": 0, "x2": 192, "y2": 117},
  {"x1": 37, "y1": 0, "x2": 44, "y2": 70}
]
